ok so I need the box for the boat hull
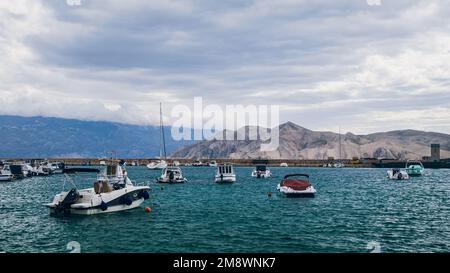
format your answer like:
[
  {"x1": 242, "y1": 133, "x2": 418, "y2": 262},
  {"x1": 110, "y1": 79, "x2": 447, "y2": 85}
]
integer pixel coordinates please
[
  {"x1": 46, "y1": 186, "x2": 150, "y2": 216},
  {"x1": 277, "y1": 185, "x2": 316, "y2": 198},
  {"x1": 215, "y1": 176, "x2": 236, "y2": 183}
]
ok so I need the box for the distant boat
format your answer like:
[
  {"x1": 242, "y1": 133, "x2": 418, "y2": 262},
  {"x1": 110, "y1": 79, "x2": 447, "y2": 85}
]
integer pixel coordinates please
[
  {"x1": 215, "y1": 163, "x2": 236, "y2": 183},
  {"x1": 0, "y1": 165, "x2": 13, "y2": 182},
  {"x1": 147, "y1": 103, "x2": 168, "y2": 170},
  {"x1": 172, "y1": 161, "x2": 181, "y2": 167},
  {"x1": 251, "y1": 164, "x2": 272, "y2": 178},
  {"x1": 277, "y1": 174, "x2": 316, "y2": 198},
  {"x1": 405, "y1": 160, "x2": 425, "y2": 177},
  {"x1": 157, "y1": 167, "x2": 187, "y2": 183},
  {"x1": 280, "y1": 162, "x2": 289, "y2": 167},
  {"x1": 387, "y1": 169, "x2": 410, "y2": 180},
  {"x1": 209, "y1": 161, "x2": 218, "y2": 167}
]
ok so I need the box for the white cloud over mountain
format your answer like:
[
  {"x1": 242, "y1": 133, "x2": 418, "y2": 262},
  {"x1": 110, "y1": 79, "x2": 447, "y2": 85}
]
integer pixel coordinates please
[{"x1": 0, "y1": 0, "x2": 449, "y2": 134}]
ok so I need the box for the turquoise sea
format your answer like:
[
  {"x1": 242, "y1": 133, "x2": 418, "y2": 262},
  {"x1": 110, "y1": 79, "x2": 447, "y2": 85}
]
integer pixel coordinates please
[{"x1": 1, "y1": 167, "x2": 450, "y2": 253}]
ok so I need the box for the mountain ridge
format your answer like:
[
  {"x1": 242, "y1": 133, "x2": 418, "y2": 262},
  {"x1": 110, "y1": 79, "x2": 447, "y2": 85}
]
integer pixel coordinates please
[{"x1": 172, "y1": 121, "x2": 450, "y2": 160}]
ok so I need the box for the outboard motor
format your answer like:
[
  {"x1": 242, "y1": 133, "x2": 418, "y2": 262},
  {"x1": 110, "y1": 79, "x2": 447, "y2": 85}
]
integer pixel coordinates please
[{"x1": 54, "y1": 188, "x2": 80, "y2": 216}]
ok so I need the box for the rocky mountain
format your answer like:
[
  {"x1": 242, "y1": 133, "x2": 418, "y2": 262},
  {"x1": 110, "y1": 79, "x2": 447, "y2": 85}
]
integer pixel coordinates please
[
  {"x1": 172, "y1": 122, "x2": 450, "y2": 160},
  {"x1": 0, "y1": 115, "x2": 194, "y2": 158}
]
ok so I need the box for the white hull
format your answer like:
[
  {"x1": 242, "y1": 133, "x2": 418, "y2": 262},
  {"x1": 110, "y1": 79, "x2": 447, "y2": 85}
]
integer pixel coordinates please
[
  {"x1": 277, "y1": 185, "x2": 316, "y2": 197},
  {"x1": 251, "y1": 171, "x2": 272, "y2": 178},
  {"x1": 53, "y1": 199, "x2": 145, "y2": 216},
  {"x1": 0, "y1": 175, "x2": 12, "y2": 182},
  {"x1": 147, "y1": 162, "x2": 168, "y2": 170},
  {"x1": 215, "y1": 175, "x2": 236, "y2": 183}
]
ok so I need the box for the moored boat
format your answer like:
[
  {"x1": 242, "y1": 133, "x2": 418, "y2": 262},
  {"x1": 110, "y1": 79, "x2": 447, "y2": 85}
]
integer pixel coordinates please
[
  {"x1": 251, "y1": 165, "x2": 272, "y2": 178},
  {"x1": 215, "y1": 163, "x2": 236, "y2": 183},
  {"x1": 277, "y1": 174, "x2": 316, "y2": 198},
  {"x1": 157, "y1": 167, "x2": 187, "y2": 183},
  {"x1": 405, "y1": 160, "x2": 425, "y2": 177},
  {"x1": 387, "y1": 169, "x2": 410, "y2": 180},
  {"x1": 45, "y1": 160, "x2": 150, "y2": 216}
]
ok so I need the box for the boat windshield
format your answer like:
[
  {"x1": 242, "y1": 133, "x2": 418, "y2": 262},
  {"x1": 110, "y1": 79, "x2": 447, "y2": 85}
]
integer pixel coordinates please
[
  {"x1": 218, "y1": 165, "x2": 233, "y2": 174},
  {"x1": 256, "y1": 165, "x2": 267, "y2": 172}
]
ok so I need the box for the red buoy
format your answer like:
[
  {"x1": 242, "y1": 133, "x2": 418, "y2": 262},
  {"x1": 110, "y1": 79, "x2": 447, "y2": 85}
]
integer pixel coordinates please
[{"x1": 145, "y1": 207, "x2": 152, "y2": 213}]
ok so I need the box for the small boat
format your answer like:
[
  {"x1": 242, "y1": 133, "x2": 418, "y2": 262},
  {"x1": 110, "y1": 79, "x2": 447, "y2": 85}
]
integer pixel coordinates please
[
  {"x1": 251, "y1": 165, "x2": 272, "y2": 178},
  {"x1": 157, "y1": 167, "x2": 187, "y2": 183},
  {"x1": 277, "y1": 174, "x2": 316, "y2": 198},
  {"x1": 280, "y1": 162, "x2": 289, "y2": 167},
  {"x1": 31, "y1": 164, "x2": 51, "y2": 176},
  {"x1": 215, "y1": 163, "x2": 236, "y2": 183},
  {"x1": 0, "y1": 165, "x2": 13, "y2": 182},
  {"x1": 99, "y1": 160, "x2": 106, "y2": 166},
  {"x1": 333, "y1": 162, "x2": 345, "y2": 168},
  {"x1": 405, "y1": 160, "x2": 425, "y2": 177},
  {"x1": 172, "y1": 161, "x2": 181, "y2": 167},
  {"x1": 48, "y1": 162, "x2": 64, "y2": 174},
  {"x1": 193, "y1": 160, "x2": 207, "y2": 167},
  {"x1": 209, "y1": 161, "x2": 218, "y2": 167},
  {"x1": 45, "y1": 160, "x2": 150, "y2": 216},
  {"x1": 147, "y1": 160, "x2": 168, "y2": 170},
  {"x1": 387, "y1": 169, "x2": 410, "y2": 180}
]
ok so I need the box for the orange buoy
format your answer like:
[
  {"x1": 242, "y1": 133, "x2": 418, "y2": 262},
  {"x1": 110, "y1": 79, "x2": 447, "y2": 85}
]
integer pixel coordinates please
[{"x1": 145, "y1": 207, "x2": 152, "y2": 213}]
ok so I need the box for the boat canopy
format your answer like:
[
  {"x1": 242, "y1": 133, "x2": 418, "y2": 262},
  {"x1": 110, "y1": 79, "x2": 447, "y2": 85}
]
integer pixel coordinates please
[
  {"x1": 255, "y1": 165, "x2": 267, "y2": 172},
  {"x1": 281, "y1": 174, "x2": 311, "y2": 191}
]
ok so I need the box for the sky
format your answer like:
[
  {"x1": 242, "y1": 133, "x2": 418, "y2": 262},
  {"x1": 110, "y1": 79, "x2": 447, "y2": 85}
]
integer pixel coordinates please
[{"x1": 0, "y1": 0, "x2": 449, "y2": 134}]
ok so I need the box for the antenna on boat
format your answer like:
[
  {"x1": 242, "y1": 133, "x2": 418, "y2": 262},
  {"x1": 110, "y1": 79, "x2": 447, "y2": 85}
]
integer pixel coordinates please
[{"x1": 160, "y1": 102, "x2": 167, "y2": 160}]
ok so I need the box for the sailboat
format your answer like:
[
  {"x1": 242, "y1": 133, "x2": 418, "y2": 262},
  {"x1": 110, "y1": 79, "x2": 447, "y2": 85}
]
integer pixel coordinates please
[
  {"x1": 147, "y1": 103, "x2": 168, "y2": 170},
  {"x1": 333, "y1": 127, "x2": 345, "y2": 168}
]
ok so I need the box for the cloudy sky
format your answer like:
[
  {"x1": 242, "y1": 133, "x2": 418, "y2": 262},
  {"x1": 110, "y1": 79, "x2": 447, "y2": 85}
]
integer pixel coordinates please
[{"x1": 0, "y1": 0, "x2": 449, "y2": 134}]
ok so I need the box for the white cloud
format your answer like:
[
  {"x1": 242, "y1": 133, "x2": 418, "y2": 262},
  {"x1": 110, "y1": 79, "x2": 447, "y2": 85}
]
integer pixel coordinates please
[{"x1": 0, "y1": 0, "x2": 449, "y2": 134}]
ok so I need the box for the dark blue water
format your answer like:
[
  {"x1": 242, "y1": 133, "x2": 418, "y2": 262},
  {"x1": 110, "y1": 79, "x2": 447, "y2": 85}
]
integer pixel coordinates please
[{"x1": 1, "y1": 167, "x2": 449, "y2": 253}]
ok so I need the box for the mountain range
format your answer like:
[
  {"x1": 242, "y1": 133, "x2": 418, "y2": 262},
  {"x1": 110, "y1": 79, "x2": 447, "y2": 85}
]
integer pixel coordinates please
[
  {"x1": 0, "y1": 115, "x2": 194, "y2": 158},
  {"x1": 172, "y1": 122, "x2": 450, "y2": 160}
]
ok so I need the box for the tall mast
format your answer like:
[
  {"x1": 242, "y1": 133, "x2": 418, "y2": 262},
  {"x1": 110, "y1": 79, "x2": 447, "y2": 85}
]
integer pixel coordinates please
[{"x1": 160, "y1": 102, "x2": 167, "y2": 160}]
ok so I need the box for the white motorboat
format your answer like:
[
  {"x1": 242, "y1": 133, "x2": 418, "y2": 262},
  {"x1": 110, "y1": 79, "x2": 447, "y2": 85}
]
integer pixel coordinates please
[
  {"x1": 277, "y1": 174, "x2": 316, "y2": 198},
  {"x1": 251, "y1": 165, "x2": 272, "y2": 178},
  {"x1": 387, "y1": 169, "x2": 410, "y2": 180},
  {"x1": 147, "y1": 160, "x2": 168, "y2": 170},
  {"x1": 0, "y1": 165, "x2": 13, "y2": 182},
  {"x1": 215, "y1": 163, "x2": 236, "y2": 183},
  {"x1": 48, "y1": 162, "x2": 64, "y2": 174},
  {"x1": 280, "y1": 162, "x2": 289, "y2": 167},
  {"x1": 46, "y1": 160, "x2": 150, "y2": 216},
  {"x1": 209, "y1": 161, "x2": 218, "y2": 167},
  {"x1": 31, "y1": 164, "x2": 51, "y2": 176},
  {"x1": 156, "y1": 167, "x2": 187, "y2": 183}
]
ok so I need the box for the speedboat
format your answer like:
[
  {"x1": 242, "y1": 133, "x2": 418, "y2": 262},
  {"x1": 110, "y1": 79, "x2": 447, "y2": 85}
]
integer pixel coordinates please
[
  {"x1": 387, "y1": 169, "x2": 410, "y2": 180},
  {"x1": 31, "y1": 164, "x2": 51, "y2": 176},
  {"x1": 45, "y1": 160, "x2": 150, "y2": 216},
  {"x1": 215, "y1": 163, "x2": 236, "y2": 183},
  {"x1": 172, "y1": 161, "x2": 181, "y2": 167},
  {"x1": 251, "y1": 165, "x2": 272, "y2": 178},
  {"x1": 157, "y1": 167, "x2": 187, "y2": 183},
  {"x1": 209, "y1": 161, "x2": 218, "y2": 167},
  {"x1": 147, "y1": 160, "x2": 168, "y2": 170},
  {"x1": 48, "y1": 162, "x2": 64, "y2": 174},
  {"x1": 280, "y1": 162, "x2": 289, "y2": 167},
  {"x1": 405, "y1": 160, "x2": 425, "y2": 177},
  {"x1": 277, "y1": 174, "x2": 316, "y2": 198},
  {"x1": 0, "y1": 165, "x2": 13, "y2": 182}
]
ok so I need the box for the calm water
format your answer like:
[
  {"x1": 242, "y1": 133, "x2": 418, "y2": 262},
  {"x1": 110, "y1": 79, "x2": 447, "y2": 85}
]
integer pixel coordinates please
[{"x1": 1, "y1": 167, "x2": 450, "y2": 253}]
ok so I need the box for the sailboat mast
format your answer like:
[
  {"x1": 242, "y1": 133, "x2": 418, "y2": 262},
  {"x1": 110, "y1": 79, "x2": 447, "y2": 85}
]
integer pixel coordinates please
[
  {"x1": 160, "y1": 103, "x2": 167, "y2": 160},
  {"x1": 339, "y1": 126, "x2": 342, "y2": 162}
]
